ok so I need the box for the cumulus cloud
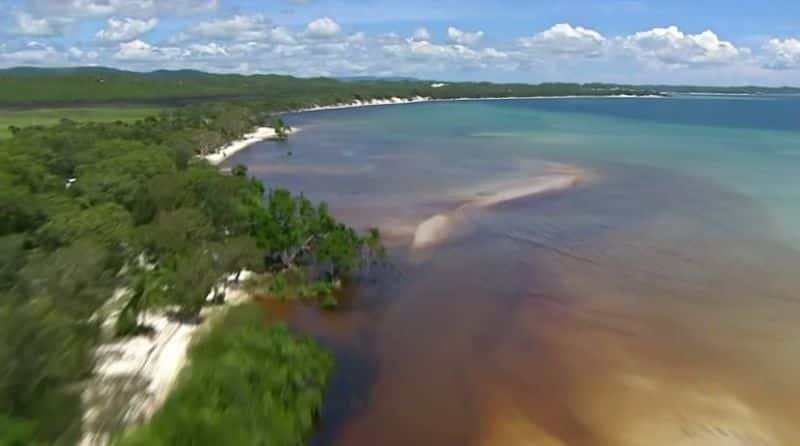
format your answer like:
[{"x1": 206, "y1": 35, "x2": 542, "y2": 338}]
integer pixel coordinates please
[
  {"x1": 411, "y1": 27, "x2": 431, "y2": 42},
  {"x1": 619, "y1": 26, "x2": 748, "y2": 67},
  {"x1": 4, "y1": 11, "x2": 794, "y2": 83},
  {"x1": 306, "y1": 17, "x2": 341, "y2": 39},
  {"x1": 14, "y1": 12, "x2": 73, "y2": 36},
  {"x1": 447, "y1": 26, "x2": 484, "y2": 46},
  {"x1": 187, "y1": 15, "x2": 270, "y2": 41},
  {"x1": 0, "y1": 41, "x2": 62, "y2": 63},
  {"x1": 25, "y1": 0, "x2": 217, "y2": 18},
  {"x1": 189, "y1": 42, "x2": 228, "y2": 56},
  {"x1": 114, "y1": 39, "x2": 184, "y2": 61},
  {"x1": 762, "y1": 38, "x2": 800, "y2": 70},
  {"x1": 96, "y1": 17, "x2": 158, "y2": 42},
  {"x1": 382, "y1": 37, "x2": 508, "y2": 72},
  {"x1": 67, "y1": 46, "x2": 99, "y2": 63},
  {"x1": 519, "y1": 23, "x2": 606, "y2": 57}
]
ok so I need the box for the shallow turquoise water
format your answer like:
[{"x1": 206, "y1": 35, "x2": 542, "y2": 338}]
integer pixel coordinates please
[{"x1": 231, "y1": 97, "x2": 800, "y2": 446}]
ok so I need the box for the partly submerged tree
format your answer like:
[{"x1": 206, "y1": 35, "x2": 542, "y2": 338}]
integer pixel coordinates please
[
  {"x1": 231, "y1": 164, "x2": 248, "y2": 177},
  {"x1": 270, "y1": 117, "x2": 290, "y2": 140}
]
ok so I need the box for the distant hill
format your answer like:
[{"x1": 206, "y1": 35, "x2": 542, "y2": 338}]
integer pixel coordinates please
[
  {"x1": 0, "y1": 66, "x2": 660, "y2": 107},
  {"x1": 583, "y1": 82, "x2": 800, "y2": 95},
  {"x1": 337, "y1": 76, "x2": 423, "y2": 82},
  {"x1": 0, "y1": 66, "x2": 131, "y2": 78},
  {"x1": 646, "y1": 85, "x2": 800, "y2": 95}
]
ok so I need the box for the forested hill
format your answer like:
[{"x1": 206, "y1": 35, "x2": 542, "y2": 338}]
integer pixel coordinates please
[
  {"x1": 0, "y1": 66, "x2": 657, "y2": 106},
  {"x1": 585, "y1": 82, "x2": 800, "y2": 95}
]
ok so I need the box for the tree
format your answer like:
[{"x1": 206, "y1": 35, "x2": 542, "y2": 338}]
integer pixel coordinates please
[
  {"x1": 0, "y1": 297, "x2": 95, "y2": 445},
  {"x1": 20, "y1": 238, "x2": 114, "y2": 319},
  {"x1": 218, "y1": 236, "x2": 263, "y2": 283},
  {"x1": 138, "y1": 208, "x2": 214, "y2": 260},
  {"x1": 0, "y1": 179, "x2": 45, "y2": 236},
  {"x1": 0, "y1": 414, "x2": 35, "y2": 446},
  {"x1": 315, "y1": 225, "x2": 361, "y2": 278},
  {"x1": 76, "y1": 147, "x2": 175, "y2": 208},
  {"x1": 36, "y1": 203, "x2": 133, "y2": 250},
  {"x1": 270, "y1": 117, "x2": 290, "y2": 140},
  {"x1": 0, "y1": 235, "x2": 26, "y2": 293},
  {"x1": 171, "y1": 248, "x2": 218, "y2": 320},
  {"x1": 231, "y1": 164, "x2": 248, "y2": 177}
]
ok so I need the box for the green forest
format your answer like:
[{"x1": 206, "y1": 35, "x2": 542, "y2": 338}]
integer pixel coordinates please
[
  {"x1": 0, "y1": 97, "x2": 384, "y2": 445},
  {"x1": 0, "y1": 67, "x2": 658, "y2": 107}
]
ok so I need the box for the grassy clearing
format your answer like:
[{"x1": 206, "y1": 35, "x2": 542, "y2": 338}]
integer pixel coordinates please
[{"x1": 0, "y1": 107, "x2": 163, "y2": 138}]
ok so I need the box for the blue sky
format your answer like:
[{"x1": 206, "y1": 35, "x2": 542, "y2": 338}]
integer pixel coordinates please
[{"x1": 1, "y1": 0, "x2": 800, "y2": 85}]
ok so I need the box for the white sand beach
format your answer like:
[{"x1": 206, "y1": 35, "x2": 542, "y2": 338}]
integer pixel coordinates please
[
  {"x1": 203, "y1": 127, "x2": 297, "y2": 165},
  {"x1": 297, "y1": 94, "x2": 660, "y2": 115},
  {"x1": 299, "y1": 96, "x2": 432, "y2": 112},
  {"x1": 80, "y1": 273, "x2": 252, "y2": 446}
]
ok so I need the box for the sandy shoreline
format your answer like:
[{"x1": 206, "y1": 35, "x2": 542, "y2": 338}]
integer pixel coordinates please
[
  {"x1": 80, "y1": 275, "x2": 252, "y2": 446},
  {"x1": 204, "y1": 126, "x2": 297, "y2": 165},
  {"x1": 296, "y1": 93, "x2": 662, "y2": 114},
  {"x1": 204, "y1": 94, "x2": 661, "y2": 165}
]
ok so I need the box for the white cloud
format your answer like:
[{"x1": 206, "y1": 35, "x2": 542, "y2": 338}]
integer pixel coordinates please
[
  {"x1": 4, "y1": 13, "x2": 797, "y2": 84},
  {"x1": 96, "y1": 17, "x2": 158, "y2": 42},
  {"x1": 411, "y1": 27, "x2": 431, "y2": 42},
  {"x1": 114, "y1": 39, "x2": 184, "y2": 61},
  {"x1": 762, "y1": 38, "x2": 800, "y2": 70},
  {"x1": 14, "y1": 12, "x2": 73, "y2": 36},
  {"x1": 271, "y1": 27, "x2": 297, "y2": 45},
  {"x1": 447, "y1": 26, "x2": 484, "y2": 46},
  {"x1": 25, "y1": 0, "x2": 217, "y2": 18},
  {"x1": 0, "y1": 41, "x2": 62, "y2": 63},
  {"x1": 519, "y1": 23, "x2": 606, "y2": 57},
  {"x1": 187, "y1": 14, "x2": 273, "y2": 41},
  {"x1": 306, "y1": 17, "x2": 341, "y2": 39},
  {"x1": 619, "y1": 26, "x2": 748, "y2": 67},
  {"x1": 189, "y1": 42, "x2": 228, "y2": 56},
  {"x1": 382, "y1": 37, "x2": 507, "y2": 72},
  {"x1": 68, "y1": 46, "x2": 99, "y2": 61}
]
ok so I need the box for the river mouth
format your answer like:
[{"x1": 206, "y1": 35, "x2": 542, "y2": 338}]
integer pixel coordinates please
[{"x1": 233, "y1": 99, "x2": 800, "y2": 445}]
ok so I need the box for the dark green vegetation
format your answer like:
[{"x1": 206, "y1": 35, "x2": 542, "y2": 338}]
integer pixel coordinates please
[
  {"x1": 117, "y1": 304, "x2": 332, "y2": 446},
  {"x1": 0, "y1": 66, "x2": 658, "y2": 107},
  {"x1": 0, "y1": 99, "x2": 381, "y2": 444},
  {"x1": 0, "y1": 107, "x2": 164, "y2": 139}
]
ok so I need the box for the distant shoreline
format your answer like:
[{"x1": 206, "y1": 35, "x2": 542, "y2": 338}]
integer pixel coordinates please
[
  {"x1": 206, "y1": 94, "x2": 663, "y2": 165},
  {"x1": 294, "y1": 93, "x2": 664, "y2": 113}
]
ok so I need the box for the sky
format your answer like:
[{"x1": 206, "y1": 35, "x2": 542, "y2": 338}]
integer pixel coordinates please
[{"x1": 1, "y1": 0, "x2": 800, "y2": 85}]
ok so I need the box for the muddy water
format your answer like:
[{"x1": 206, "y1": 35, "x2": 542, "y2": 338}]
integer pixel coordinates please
[{"x1": 228, "y1": 97, "x2": 800, "y2": 445}]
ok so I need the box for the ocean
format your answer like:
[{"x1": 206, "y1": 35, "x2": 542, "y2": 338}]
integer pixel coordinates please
[{"x1": 226, "y1": 96, "x2": 800, "y2": 446}]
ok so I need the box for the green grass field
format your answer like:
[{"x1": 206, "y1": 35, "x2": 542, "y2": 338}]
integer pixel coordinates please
[{"x1": 0, "y1": 107, "x2": 162, "y2": 138}]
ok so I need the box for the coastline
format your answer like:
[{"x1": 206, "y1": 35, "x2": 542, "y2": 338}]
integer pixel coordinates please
[
  {"x1": 203, "y1": 94, "x2": 663, "y2": 166},
  {"x1": 203, "y1": 126, "x2": 298, "y2": 165},
  {"x1": 295, "y1": 93, "x2": 663, "y2": 113}
]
